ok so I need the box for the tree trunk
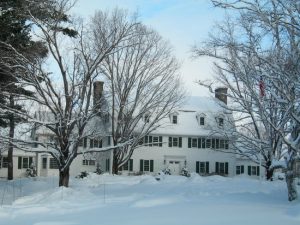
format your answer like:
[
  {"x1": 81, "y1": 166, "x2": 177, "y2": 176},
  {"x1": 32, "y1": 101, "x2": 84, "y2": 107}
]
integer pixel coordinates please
[
  {"x1": 266, "y1": 160, "x2": 274, "y2": 181},
  {"x1": 285, "y1": 156, "x2": 297, "y2": 201},
  {"x1": 112, "y1": 152, "x2": 119, "y2": 175},
  {"x1": 59, "y1": 167, "x2": 70, "y2": 187},
  {"x1": 7, "y1": 95, "x2": 14, "y2": 180},
  {"x1": 266, "y1": 167, "x2": 274, "y2": 181}
]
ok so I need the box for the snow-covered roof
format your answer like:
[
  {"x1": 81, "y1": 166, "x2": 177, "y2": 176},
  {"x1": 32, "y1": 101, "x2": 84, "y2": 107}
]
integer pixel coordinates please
[
  {"x1": 151, "y1": 96, "x2": 235, "y2": 137},
  {"x1": 182, "y1": 96, "x2": 224, "y2": 112}
]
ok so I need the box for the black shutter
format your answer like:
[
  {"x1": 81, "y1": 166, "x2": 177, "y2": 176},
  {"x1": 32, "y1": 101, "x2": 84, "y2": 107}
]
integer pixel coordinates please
[
  {"x1": 159, "y1": 136, "x2": 162, "y2": 147},
  {"x1": 90, "y1": 139, "x2": 93, "y2": 148},
  {"x1": 215, "y1": 162, "x2": 219, "y2": 174},
  {"x1": 169, "y1": 137, "x2": 172, "y2": 147},
  {"x1": 248, "y1": 166, "x2": 251, "y2": 176},
  {"x1": 196, "y1": 161, "x2": 199, "y2": 173},
  {"x1": 84, "y1": 137, "x2": 87, "y2": 148},
  {"x1": 18, "y1": 157, "x2": 22, "y2": 169},
  {"x1": 202, "y1": 138, "x2": 206, "y2": 148},
  {"x1": 140, "y1": 160, "x2": 144, "y2": 172},
  {"x1": 241, "y1": 165, "x2": 244, "y2": 174},
  {"x1": 225, "y1": 162, "x2": 228, "y2": 175},
  {"x1": 198, "y1": 138, "x2": 201, "y2": 148},
  {"x1": 130, "y1": 159, "x2": 133, "y2": 171},
  {"x1": 206, "y1": 162, "x2": 209, "y2": 174},
  {"x1": 150, "y1": 160, "x2": 154, "y2": 172},
  {"x1": 257, "y1": 166, "x2": 260, "y2": 176},
  {"x1": 179, "y1": 137, "x2": 182, "y2": 148},
  {"x1": 149, "y1": 136, "x2": 153, "y2": 147},
  {"x1": 107, "y1": 136, "x2": 111, "y2": 146},
  {"x1": 106, "y1": 159, "x2": 110, "y2": 172},
  {"x1": 145, "y1": 136, "x2": 148, "y2": 146},
  {"x1": 188, "y1": 138, "x2": 191, "y2": 148},
  {"x1": 29, "y1": 157, "x2": 33, "y2": 167}
]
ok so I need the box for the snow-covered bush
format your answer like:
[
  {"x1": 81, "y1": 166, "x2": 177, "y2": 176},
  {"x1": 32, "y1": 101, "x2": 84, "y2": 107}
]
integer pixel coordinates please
[
  {"x1": 180, "y1": 167, "x2": 191, "y2": 177},
  {"x1": 94, "y1": 164, "x2": 102, "y2": 175},
  {"x1": 75, "y1": 171, "x2": 89, "y2": 179}
]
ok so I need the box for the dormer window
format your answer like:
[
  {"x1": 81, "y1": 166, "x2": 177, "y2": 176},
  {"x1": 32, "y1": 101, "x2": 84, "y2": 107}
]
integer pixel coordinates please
[
  {"x1": 196, "y1": 113, "x2": 206, "y2": 126},
  {"x1": 200, "y1": 117, "x2": 205, "y2": 125},
  {"x1": 144, "y1": 114, "x2": 150, "y2": 123},
  {"x1": 172, "y1": 115, "x2": 178, "y2": 124},
  {"x1": 170, "y1": 112, "x2": 179, "y2": 124},
  {"x1": 218, "y1": 117, "x2": 224, "y2": 127}
]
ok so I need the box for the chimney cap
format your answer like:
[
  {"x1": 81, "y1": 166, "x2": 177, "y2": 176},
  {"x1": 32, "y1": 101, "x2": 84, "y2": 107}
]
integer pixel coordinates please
[{"x1": 215, "y1": 87, "x2": 228, "y2": 105}]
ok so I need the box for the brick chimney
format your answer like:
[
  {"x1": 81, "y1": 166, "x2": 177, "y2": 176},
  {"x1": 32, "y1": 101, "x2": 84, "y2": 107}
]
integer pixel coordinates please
[
  {"x1": 215, "y1": 87, "x2": 227, "y2": 105},
  {"x1": 93, "y1": 81, "x2": 104, "y2": 109}
]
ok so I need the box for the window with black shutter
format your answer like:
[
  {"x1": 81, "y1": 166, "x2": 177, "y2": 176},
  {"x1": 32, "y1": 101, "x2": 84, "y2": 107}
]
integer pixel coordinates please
[
  {"x1": 159, "y1": 136, "x2": 162, "y2": 147},
  {"x1": 206, "y1": 162, "x2": 209, "y2": 174},
  {"x1": 18, "y1": 157, "x2": 34, "y2": 169},
  {"x1": 140, "y1": 159, "x2": 154, "y2": 172},
  {"x1": 169, "y1": 137, "x2": 172, "y2": 147}
]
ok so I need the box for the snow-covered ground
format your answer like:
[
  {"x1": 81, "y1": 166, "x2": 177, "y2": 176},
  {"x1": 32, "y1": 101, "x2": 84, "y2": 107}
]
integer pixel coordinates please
[{"x1": 0, "y1": 173, "x2": 299, "y2": 225}]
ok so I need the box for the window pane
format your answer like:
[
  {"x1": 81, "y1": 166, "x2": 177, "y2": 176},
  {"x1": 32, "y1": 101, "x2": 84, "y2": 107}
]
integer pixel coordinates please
[
  {"x1": 50, "y1": 158, "x2": 59, "y2": 169},
  {"x1": 202, "y1": 138, "x2": 206, "y2": 148},
  {"x1": 200, "y1": 162, "x2": 205, "y2": 173},
  {"x1": 251, "y1": 166, "x2": 257, "y2": 175},
  {"x1": 94, "y1": 139, "x2": 99, "y2": 148},
  {"x1": 225, "y1": 140, "x2": 229, "y2": 149},
  {"x1": 220, "y1": 140, "x2": 225, "y2": 149},
  {"x1": 144, "y1": 160, "x2": 150, "y2": 171},
  {"x1": 123, "y1": 161, "x2": 129, "y2": 170},
  {"x1": 42, "y1": 158, "x2": 47, "y2": 169},
  {"x1": 153, "y1": 136, "x2": 159, "y2": 146},
  {"x1": 206, "y1": 139, "x2": 211, "y2": 148},
  {"x1": 236, "y1": 166, "x2": 240, "y2": 175},
  {"x1": 212, "y1": 139, "x2": 215, "y2": 149},
  {"x1": 220, "y1": 163, "x2": 225, "y2": 174},
  {"x1": 2, "y1": 157, "x2": 8, "y2": 168},
  {"x1": 219, "y1": 118, "x2": 224, "y2": 126},
  {"x1": 78, "y1": 139, "x2": 83, "y2": 147},
  {"x1": 216, "y1": 139, "x2": 220, "y2": 149},
  {"x1": 173, "y1": 137, "x2": 178, "y2": 147},
  {"x1": 200, "y1": 117, "x2": 205, "y2": 125},
  {"x1": 192, "y1": 138, "x2": 198, "y2": 148},
  {"x1": 23, "y1": 158, "x2": 29, "y2": 169},
  {"x1": 173, "y1": 115, "x2": 177, "y2": 124}
]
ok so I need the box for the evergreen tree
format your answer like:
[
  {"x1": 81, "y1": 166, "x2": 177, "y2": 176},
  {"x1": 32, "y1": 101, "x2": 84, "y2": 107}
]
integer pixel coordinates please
[{"x1": 0, "y1": 0, "x2": 46, "y2": 180}]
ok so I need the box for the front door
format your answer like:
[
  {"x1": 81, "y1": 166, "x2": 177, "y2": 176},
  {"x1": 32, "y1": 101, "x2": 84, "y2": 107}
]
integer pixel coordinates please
[{"x1": 168, "y1": 161, "x2": 180, "y2": 175}]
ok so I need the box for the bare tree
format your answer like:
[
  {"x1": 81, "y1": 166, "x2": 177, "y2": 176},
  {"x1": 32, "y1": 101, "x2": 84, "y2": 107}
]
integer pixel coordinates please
[
  {"x1": 99, "y1": 23, "x2": 185, "y2": 174},
  {"x1": 194, "y1": 0, "x2": 300, "y2": 201},
  {"x1": 0, "y1": 1, "x2": 140, "y2": 187}
]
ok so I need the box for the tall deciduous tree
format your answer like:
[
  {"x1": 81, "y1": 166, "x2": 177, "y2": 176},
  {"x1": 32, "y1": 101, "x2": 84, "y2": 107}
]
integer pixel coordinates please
[
  {"x1": 17, "y1": 4, "x2": 139, "y2": 187},
  {"x1": 194, "y1": 0, "x2": 300, "y2": 201},
  {"x1": 100, "y1": 23, "x2": 185, "y2": 174}
]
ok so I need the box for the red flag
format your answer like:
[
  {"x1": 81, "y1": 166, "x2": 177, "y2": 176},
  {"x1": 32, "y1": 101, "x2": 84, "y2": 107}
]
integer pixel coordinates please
[{"x1": 259, "y1": 76, "x2": 265, "y2": 97}]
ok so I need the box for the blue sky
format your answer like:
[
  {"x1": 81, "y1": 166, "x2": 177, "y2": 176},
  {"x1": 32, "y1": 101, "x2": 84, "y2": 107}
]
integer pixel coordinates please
[{"x1": 72, "y1": 0, "x2": 224, "y2": 96}]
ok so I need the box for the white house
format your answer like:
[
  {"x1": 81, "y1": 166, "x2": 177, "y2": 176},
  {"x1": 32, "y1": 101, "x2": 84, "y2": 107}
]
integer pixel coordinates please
[
  {"x1": 0, "y1": 88, "x2": 265, "y2": 179},
  {"x1": 120, "y1": 90, "x2": 238, "y2": 177}
]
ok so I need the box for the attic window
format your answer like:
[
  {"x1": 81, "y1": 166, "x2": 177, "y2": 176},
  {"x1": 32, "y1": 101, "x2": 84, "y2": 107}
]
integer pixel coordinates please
[
  {"x1": 144, "y1": 114, "x2": 150, "y2": 123},
  {"x1": 200, "y1": 117, "x2": 205, "y2": 125},
  {"x1": 196, "y1": 113, "x2": 206, "y2": 126},
  {"x1": 172, "y1": 115, "x2": 178, "y2": 124},
  {"x1": 218, "y1": 117, "x2": 224, "y2": 127}
]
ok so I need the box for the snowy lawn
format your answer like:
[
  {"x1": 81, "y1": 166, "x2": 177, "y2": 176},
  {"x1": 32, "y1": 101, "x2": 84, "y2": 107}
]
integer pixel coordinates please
[{"x1": 0, "y1": 174, "x2": 299, "y2": 225}]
